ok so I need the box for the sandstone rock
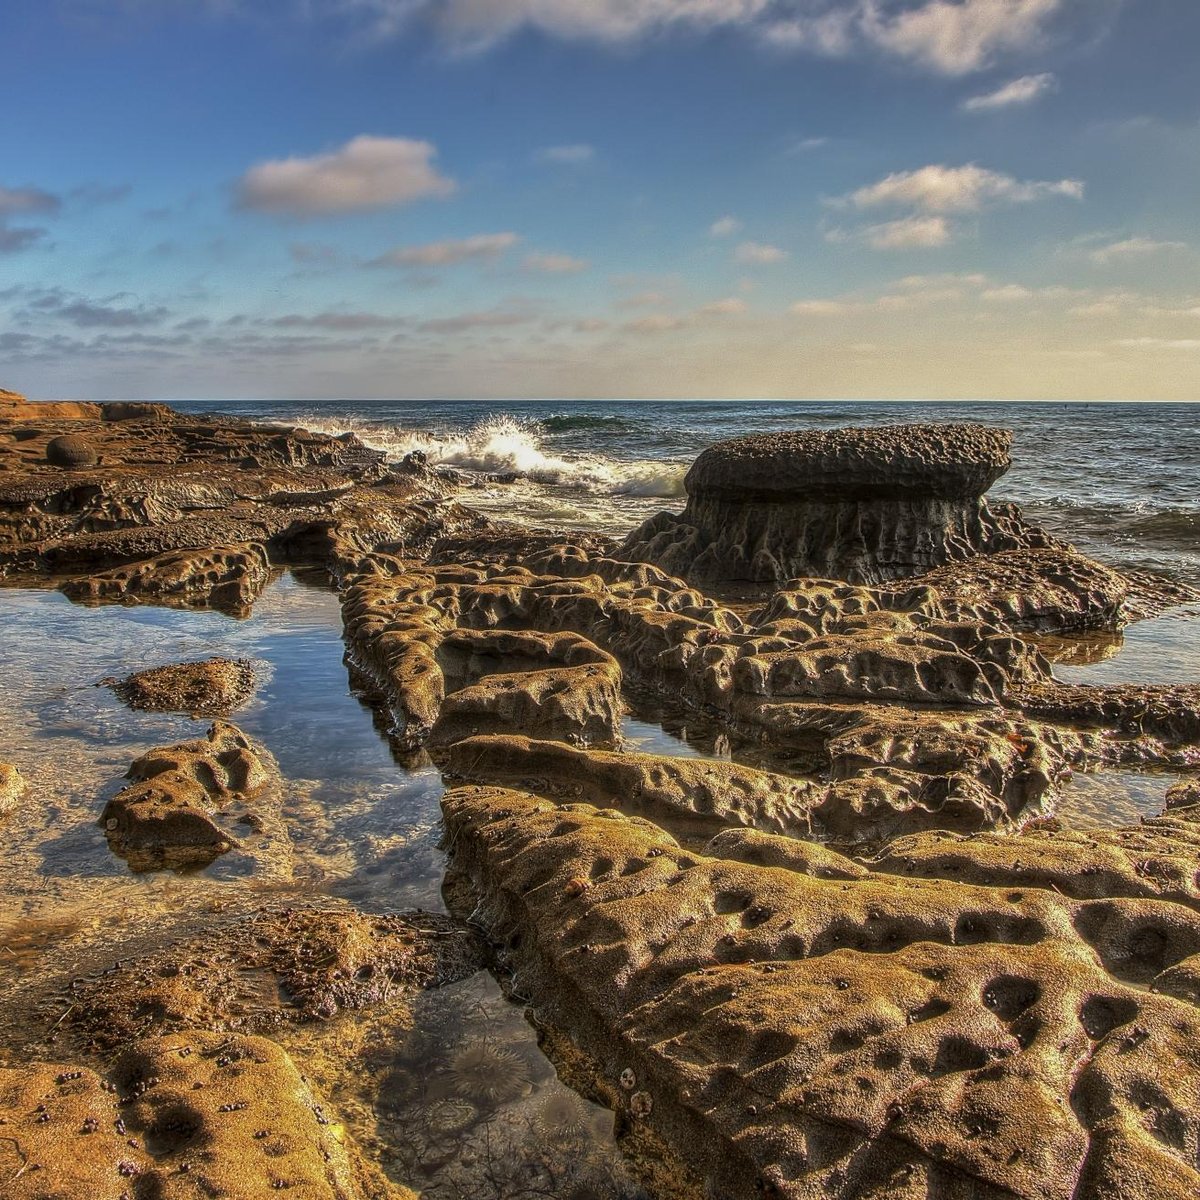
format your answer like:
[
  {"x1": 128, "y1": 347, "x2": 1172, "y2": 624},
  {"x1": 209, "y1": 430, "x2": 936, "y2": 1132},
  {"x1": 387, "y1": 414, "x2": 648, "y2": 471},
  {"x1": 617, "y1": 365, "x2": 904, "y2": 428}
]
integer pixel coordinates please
[
  {"x1": 110, "y1": 657, "x2": 257, "y2": 716},
  {"x1": 64, "y1": 905, "x2": 484, "y2": 1053},
  {"x1": 60, "y1": 541, "x2": 271, "y2": 614},
  {"x1": 1166, "y1": 778, "x2": 1200, "y2": 811},
  {"x1": 0, "y1": 1033, "x2": 364, "y2": 1199},
  {"x1": 0, "y1": 761, "x2": 26, "y2": 815},
  {"x1": 621, "y1": 423, "x2": 1051, "y2": 590},
  {"x1": 46, "y1": 433, "x2": 99, "y2": 468},
  {"x1": 442, "y1": 783, "x2": 1200, "y2": 1200},
  {"x1": 102, "y1": 722, "x2": 278, "y2": 871}
]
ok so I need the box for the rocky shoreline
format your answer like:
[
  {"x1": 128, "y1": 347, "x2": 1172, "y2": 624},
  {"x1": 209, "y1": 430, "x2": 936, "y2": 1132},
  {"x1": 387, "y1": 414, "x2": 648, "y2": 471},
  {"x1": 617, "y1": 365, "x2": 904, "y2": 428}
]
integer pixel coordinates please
[{"x1": 1, "y1": 392, "x2": 1198, "y2": 1198}]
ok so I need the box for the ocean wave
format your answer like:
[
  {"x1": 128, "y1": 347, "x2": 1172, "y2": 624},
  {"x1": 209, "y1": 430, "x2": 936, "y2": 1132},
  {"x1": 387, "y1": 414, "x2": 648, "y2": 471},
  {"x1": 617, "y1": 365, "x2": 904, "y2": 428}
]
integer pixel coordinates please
[{"x1": 299, "y1": 412, "x2": 687, "y2": 500}]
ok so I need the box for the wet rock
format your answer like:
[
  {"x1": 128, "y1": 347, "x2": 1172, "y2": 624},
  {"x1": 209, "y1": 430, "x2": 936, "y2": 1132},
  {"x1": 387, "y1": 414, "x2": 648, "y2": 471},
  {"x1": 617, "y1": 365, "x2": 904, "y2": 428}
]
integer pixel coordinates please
[
  {"x1": 0, "y1": 761, "x2": 26, "y2": 815},
  {"x1": 442, "y1": 782, "x2": 1200, "y2": 1200},
  {"x1": 110, "y1": 657, "x2": 258, "y2": 716},
  {"x1": 60, "y1": 541, "x2": 271, "y2": 614},
  {"x1": 65, "y1": 906, "x2": 485, "y2": 1053},
  {"x1": 45, "y1": 433, "x2": 100, "y2": 468},
  {"x1": 101, "y1": 722, "x2": 278, "y2": 871},
  {"x1": 0, "y1": 1033, "x2": 366, "y2": 1199},
  {"x1": 621, "y1": 424, "x2": 1051, "y2": 590}
]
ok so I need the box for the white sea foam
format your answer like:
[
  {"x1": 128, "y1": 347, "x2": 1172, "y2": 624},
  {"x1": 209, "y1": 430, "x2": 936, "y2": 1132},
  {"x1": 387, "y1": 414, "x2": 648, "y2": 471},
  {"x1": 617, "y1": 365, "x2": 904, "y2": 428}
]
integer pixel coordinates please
[{"x1": 300, "y1": 412, "x2": 687, "y2": 500}]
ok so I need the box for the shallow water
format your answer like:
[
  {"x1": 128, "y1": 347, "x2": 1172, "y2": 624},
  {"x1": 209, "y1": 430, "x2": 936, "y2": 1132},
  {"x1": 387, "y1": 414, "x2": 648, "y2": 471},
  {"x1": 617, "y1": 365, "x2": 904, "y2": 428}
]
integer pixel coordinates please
[{"x1": 0, "y1": 574, "x2": 647, "y2": 1196}]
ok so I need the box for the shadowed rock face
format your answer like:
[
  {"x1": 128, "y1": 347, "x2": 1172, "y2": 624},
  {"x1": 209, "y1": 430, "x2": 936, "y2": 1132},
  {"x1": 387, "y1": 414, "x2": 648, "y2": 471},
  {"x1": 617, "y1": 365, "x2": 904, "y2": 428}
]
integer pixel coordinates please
[{"x1": 622, "y1": 423, "x2": 1052, "y2": 590}]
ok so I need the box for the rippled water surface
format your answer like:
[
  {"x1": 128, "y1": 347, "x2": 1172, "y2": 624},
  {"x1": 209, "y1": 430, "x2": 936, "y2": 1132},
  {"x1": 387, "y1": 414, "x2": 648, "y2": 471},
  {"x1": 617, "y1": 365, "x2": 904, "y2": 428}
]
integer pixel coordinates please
[{"x1": 0, "y1": 575, "x2": 646, "y2": 1197}]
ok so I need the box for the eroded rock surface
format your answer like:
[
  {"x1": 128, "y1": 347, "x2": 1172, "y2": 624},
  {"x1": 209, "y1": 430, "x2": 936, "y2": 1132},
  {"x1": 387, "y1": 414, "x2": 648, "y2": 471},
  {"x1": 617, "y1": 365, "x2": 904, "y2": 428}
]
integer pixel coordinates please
[
  {"x1": 442, "y1": 783, "x2": 1200, "y2": 1200},
  {"x1": 109, "y1": 657, "x2": 258, "y2": 716},
  {"x1": 0, "y1": 1033, "x2": 367, "y2": 1199},
  {"x1": 102, "y1": 722, "x2": 282, "y2": 870}
]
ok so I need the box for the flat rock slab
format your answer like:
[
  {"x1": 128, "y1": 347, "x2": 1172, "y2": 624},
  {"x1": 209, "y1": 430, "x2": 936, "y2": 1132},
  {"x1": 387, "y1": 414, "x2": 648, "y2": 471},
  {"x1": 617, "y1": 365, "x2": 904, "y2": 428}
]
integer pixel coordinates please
[{"x1": 108, "y1": 657, "x2": 258, "y2": 716}]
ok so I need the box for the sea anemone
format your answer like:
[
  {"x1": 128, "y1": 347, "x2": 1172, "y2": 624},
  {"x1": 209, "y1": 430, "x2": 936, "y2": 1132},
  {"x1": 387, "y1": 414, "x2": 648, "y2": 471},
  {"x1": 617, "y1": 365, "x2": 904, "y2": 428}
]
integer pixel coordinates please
[
  {"x1": 448, "y1": 1041, "x2": 533, "y2": 1107},
  {"x1": 532, "y1": 1090, "x2": 591, "y2": 1144}
]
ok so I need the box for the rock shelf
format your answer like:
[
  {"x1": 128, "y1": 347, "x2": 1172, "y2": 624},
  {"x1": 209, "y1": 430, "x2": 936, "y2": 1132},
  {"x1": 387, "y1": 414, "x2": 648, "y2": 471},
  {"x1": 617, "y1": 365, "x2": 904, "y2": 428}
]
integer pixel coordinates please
[{"x1": 2, "y1": 395, "x2": 1199, "y2": 1198}]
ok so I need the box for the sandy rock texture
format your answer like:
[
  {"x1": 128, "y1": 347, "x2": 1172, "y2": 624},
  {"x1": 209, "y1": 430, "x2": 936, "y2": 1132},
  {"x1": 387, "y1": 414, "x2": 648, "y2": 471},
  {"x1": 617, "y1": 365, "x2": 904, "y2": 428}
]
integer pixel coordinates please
[
  {"x1": 0, "y1": 1032, "x2": 369, "y2": 1199},
  {"x1": 442, "y1": 783, "x2": 1200, "y2": 1200},
  {"x1": 109, "y1": 656, "x2": 258, "y2": 716}
]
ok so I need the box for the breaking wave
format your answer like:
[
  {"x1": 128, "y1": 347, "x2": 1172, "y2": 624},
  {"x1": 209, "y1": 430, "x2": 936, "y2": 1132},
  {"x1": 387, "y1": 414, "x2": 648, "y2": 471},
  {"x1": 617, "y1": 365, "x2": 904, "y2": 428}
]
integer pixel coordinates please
[{"x1": 299, "y1": 412, "x2": 687, "y2": 500}]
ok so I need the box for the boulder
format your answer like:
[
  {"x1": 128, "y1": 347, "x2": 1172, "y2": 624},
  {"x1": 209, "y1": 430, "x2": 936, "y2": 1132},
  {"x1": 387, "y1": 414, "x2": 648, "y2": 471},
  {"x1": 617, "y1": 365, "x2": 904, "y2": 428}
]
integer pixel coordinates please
[
  {"x1": 101, "y1": 722, "x2": 278, "y2": 871},
  {"x1": 45, "y1": 434, "x2": 99, "y2": 468}
]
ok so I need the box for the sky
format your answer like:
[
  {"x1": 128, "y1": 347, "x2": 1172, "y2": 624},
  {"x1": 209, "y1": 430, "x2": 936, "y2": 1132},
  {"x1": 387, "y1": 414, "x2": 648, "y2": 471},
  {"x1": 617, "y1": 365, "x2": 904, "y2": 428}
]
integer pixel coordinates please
[{"x1": 1, "y1": 0, "x2": 1198, "y2": 401}]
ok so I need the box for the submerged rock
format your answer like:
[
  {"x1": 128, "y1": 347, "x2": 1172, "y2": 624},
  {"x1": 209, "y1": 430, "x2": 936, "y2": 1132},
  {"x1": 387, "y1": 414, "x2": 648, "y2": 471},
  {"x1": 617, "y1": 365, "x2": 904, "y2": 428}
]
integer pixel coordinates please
[
  {"x1": 64, "y1": 905, "x2": 484, "y2": 1053},
  {"x1": 109, "y1": 656, "x2": 258, "y2": 716},
  {"x1": 102, "y1": 721, "x2": 279, "y2": 871},
  {"x1": 621, "y1": 423, "x2": 1050, "y2": 590},
  {"x1": 0, "y1": 761, "x2": 26, "y2": 815}
]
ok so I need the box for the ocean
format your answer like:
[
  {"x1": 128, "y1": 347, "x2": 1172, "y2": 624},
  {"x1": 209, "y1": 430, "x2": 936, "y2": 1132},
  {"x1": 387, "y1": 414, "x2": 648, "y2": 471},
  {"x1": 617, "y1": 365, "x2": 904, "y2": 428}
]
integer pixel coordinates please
[{"x1": 174, "y1": 399, "x2": 1200, "y2": 587}]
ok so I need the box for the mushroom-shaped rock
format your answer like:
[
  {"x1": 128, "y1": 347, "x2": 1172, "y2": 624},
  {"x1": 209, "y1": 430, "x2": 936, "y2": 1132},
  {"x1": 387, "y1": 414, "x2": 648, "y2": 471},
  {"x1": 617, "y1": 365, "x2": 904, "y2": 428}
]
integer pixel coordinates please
[
  {"x1": 622, "y1": 423, "x2": 1049, "y2": 589},
  {"x1": 45, "y1": 433, "x2": 99, "y2": 468}
]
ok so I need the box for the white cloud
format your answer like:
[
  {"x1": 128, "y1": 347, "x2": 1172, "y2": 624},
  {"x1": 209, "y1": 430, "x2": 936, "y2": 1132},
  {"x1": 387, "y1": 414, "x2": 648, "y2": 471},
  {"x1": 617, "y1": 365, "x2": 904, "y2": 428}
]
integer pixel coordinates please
[
  {"x1": 860, "y1": 0, "x2": 1066, "y2": 75},
  {"x1": 1088, "y1": 236, "x2": 1188, "y2": 266},
  {"x1": 710, "y1": 215, "x2": 743, "y2": 237},
  {"x1": 332, "y1": 0, "x2": 1092, "y2": 76},
  {"x1": 844, "y1": 163, "x2": 1083, "y2": 213},
  {"x1": 524, "y1": 252, "x2": 589, "y2": 274},
  {"x1": 963, "y1": 72, "x2": 1057, "y2": 111},
  {"x1": 735, "y1": 240, "x2": 788, "y2": 264},
  {"x1": 235, "y1": 135, "x2": 456, "y2": 217},
  {"x1": 863, "y1": 215, "x2": 953, "y2": 249},
  {"x1": 369, "y1": 232, "x2": 518, "y2": 267},
  {"x1": 791, "y1": 299, "x2": 858, "y2": 316},
  {"x1": 535, "y1": 143, "x2": 596, "y2": 165},
  {"x1": 981, "y1": 283, "x2": 1035, "y2": 302}
]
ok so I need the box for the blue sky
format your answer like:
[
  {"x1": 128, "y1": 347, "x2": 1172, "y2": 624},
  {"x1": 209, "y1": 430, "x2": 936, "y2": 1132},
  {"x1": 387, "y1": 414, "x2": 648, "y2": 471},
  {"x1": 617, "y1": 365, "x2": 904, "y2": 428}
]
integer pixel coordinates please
[{"x1": 1, "y1": 0, "x2": 1198, "y2": 400}]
